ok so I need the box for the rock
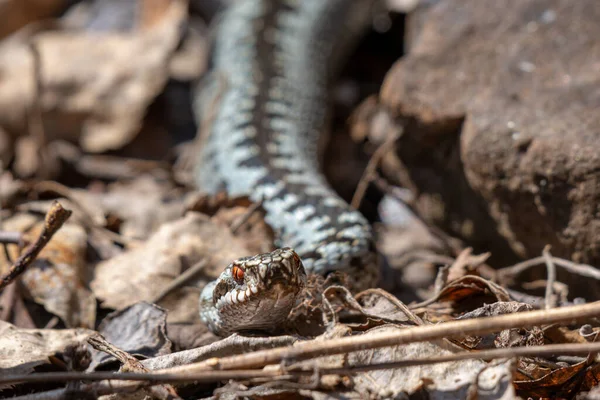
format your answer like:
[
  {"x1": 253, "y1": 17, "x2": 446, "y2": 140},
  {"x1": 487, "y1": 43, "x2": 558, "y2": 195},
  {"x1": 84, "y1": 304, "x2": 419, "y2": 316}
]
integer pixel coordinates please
[{"x1": 375, "y1": 0, "x2": 600, "y2": 265}]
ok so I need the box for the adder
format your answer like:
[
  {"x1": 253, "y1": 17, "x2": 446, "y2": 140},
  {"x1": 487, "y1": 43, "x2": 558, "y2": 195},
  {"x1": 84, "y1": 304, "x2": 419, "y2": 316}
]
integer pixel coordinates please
[{"x1": 194, "y1": 0, "x2": 380, "y2": 336}]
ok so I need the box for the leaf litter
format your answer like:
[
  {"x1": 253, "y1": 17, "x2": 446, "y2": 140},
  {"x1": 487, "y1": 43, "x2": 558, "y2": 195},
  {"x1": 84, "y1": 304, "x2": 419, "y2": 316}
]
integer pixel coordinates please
[{"x1": 2, "y1": 1, "x2": 600, "y2": 399}]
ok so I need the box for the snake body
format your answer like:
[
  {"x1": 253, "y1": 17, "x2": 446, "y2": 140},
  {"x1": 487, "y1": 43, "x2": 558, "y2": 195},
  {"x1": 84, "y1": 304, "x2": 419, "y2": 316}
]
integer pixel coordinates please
[{"x1": 194, "y1": 0, "x2": 378, "y2": 335}]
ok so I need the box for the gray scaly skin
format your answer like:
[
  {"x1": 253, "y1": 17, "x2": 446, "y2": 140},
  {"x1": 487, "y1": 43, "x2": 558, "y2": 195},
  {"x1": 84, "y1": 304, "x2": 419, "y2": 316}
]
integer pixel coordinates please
[{"x1": 194, "y1": 0, "x2": 379, "y2": 336}]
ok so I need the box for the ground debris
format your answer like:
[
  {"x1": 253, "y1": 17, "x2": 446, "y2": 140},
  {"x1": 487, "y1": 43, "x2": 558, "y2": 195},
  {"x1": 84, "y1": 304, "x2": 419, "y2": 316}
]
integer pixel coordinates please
[{"x1": 2, "y1": 0, "x2": 600, "y2": 399}]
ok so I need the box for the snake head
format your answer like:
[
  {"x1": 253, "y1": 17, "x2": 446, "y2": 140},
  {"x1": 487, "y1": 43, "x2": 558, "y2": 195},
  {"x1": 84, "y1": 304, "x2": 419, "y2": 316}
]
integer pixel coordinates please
[{"x1": 200, "y1": 247, "x2": 307, "y2": 335}]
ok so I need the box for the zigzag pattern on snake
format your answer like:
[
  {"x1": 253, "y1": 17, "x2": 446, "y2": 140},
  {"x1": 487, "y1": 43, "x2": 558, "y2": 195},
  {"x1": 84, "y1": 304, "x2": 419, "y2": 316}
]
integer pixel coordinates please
[{"x1": 194, "y1": 0, "x2": 378, "y2": 336}]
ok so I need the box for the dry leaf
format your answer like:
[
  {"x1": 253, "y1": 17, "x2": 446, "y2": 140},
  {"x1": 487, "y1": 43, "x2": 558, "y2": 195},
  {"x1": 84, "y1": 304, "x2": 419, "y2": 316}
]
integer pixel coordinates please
[
  {"x1": 350, "y1": 325, "x2": 517, "y2": 399},
  {"x1": 91, "y1": 212, "x2": 252, "y2": 323},
  {"x1": 0, "y1": 213, "x2": 96, "y2": 328},
  {"x1": 0, "y1": 320, "x2": 93, "y2": 375},
  {"x1": 0, "y1": 0, "x2": 188, "y2": 174},
  {"x1": 89, "y1": 302, "x2": 171, "y2": 371}
]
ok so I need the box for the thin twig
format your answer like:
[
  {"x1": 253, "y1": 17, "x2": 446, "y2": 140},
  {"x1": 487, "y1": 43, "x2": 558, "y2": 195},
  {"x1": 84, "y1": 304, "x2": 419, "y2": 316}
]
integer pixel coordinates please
[
  {"x1": 89, "y1": 334, "x2": 181, "y2": 399},
  {"x1": 0, "y1": 201, "x2": 71, "y2": 291},
  {"x1": 149, "y1": 258, "x2": 209, "y2": 304},
  {"x1": 163, "y1": 300, "x2": 600, "y2": 374},
  {"x1": 543, "y1": 246, "x2": 557, "y2": 309},
  {"x1": 6, "y1": 341, "x2": 600, "y2": 391},
  {"x1": 551, "y1": 258, "x2": 600, "y2": 280},
  {"x1": 497, "y1": 255, "x2": 600, "y2": 282},
  {"x1": 351, "y1": 135, "x2": 398, "y2": 209}
]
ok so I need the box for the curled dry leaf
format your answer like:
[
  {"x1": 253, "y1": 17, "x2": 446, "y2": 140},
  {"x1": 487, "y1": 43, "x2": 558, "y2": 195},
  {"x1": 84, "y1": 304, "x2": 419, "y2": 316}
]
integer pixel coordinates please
[
  {"x1": 91, "y1": 212, "x2": 252, "y2": 323},
  {"x1": 414, "y1": 275, "x2": 511, "y2": 320},
  {"x1": 0, "y1": 320, "x2": 93, "y2": 375},
  {"x1": 0, "y1": 212, "x2": 95, "y2": 328},
  {"x1": 515, "y1": 357, "x2": 590, "y2": 398}
]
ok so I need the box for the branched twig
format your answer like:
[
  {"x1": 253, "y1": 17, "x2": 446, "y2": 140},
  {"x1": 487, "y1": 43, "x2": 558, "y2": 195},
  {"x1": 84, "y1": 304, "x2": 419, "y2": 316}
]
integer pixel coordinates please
[
  {"x1": 0, "y1": 201, "x2": 71, "y2": 291},
  {"x1": 497, "y1": 254, "x2": 600, "y2": 282}
]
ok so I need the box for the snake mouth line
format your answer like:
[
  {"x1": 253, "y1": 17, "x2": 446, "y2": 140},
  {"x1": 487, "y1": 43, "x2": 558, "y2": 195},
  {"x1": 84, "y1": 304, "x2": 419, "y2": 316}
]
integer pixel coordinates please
[{"x1": 215, "y1": 285, "x2": 260, "y2": 310}]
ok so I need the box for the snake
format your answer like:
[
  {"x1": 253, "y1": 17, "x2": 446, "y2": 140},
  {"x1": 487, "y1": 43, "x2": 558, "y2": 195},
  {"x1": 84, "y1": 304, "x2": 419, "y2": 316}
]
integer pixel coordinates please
[{"x1": 194, "y1": 0, "x2": 379, "y2": 336}]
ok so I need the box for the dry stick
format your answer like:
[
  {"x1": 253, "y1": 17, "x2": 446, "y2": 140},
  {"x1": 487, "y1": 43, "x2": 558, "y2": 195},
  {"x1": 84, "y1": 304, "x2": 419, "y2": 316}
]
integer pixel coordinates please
[
  {"x1": 7, "y1": 341, "x2": 600, "y2": 389},
  {"x1": 0, "y1": 201, "x2": 71, "y2": 291},
  {"x1": 163, "y1": 300, "x2": 600, "y2": 374},
  {"x1": 149, "y1": 259, "x2": 209, "y2": 304},
  {"x1": 351, "y1": 135, "x2": 398, "y2": 209},
  {"x1": 550, "y1": 258, "x2": 600, "y2": 280},
  {"x1": 89, "y1": 334, "x2": 181, "y2": 400},
  {"x1": 543, "y1": 246, "x2": 557, "y2": 309},
  {"x1": 7, "y1": 321, "x2": 600, "y2": 400}
]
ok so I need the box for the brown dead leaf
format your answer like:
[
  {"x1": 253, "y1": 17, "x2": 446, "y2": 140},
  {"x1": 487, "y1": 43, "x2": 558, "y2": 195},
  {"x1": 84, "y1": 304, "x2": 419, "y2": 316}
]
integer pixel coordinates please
[
  {"x1": 73, "y1": 175, "x2": 189, "y2": 240},
  {"x1": 414, "y1": 275, "x2": 511, "y2": 321},
  {"x1": 166, "y1": 322, "x2": 215, "y2": 351},
  {"x1": 349, "y1": 325, "x2": 516, "y2": 399},
  {"x1": 89, "y1": 302, "x2": 171, "y2": 371},
  {"x1": 91, "y1": 212, "x2": 252, "y2": 323},
  {"x1": 457, "y1": 302, "x2": 540, "y2": 351},
  {"x1": 515, "y1": 358, "x2": 589, "y2": 398},
  {"x1": 446, "y1": 247, "x2": 490, "y2": 282},
  {"x1": 0, "y1": 0, "x2": 187, "y2": 176},
  {"x1": 583, "y1": 363, "x2": 600, "y2": 393},
  {"x1": 188, "y1": 193, "x2": 275, "y2": 255},
  {"x1": 0, "y1": 320, "x2": 93, "y2": 375},
  {"x1": 0, "y1": 212, "x2": 95, "y2": 328},
  {"x1": 0, "y1": 0, "x2": 66, "y2": 40}
]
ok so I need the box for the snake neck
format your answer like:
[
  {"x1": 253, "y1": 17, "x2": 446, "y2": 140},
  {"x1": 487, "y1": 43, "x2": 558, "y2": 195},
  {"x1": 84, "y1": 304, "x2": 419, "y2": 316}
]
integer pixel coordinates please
[{"x1": 194, "y1": 0, "x2": 377, "y2": 275}]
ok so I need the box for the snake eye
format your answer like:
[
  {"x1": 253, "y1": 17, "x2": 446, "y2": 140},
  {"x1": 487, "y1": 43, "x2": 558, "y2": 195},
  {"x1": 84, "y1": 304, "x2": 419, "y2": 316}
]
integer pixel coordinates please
[
  {"x1": 291, "y1": 251, "x2": 301, "y2": 266},
  {"x1": 232, "y1": 265, "x2": 244, "y2": 282}
]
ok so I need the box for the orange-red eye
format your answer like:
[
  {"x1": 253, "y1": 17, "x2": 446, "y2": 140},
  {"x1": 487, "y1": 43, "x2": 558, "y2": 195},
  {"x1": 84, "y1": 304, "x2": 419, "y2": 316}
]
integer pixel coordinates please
[
  {"x1": 292, "y1": 251, "x2": 301, "y2": 266},
  {"x1": 232, "y1": 266, "x2": 244, "y2": 282}
]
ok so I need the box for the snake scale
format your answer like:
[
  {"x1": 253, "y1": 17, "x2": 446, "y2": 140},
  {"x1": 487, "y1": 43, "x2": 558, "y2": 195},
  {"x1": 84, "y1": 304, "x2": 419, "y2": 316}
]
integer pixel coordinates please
[{"x1": 194, "y1": 0, "x2": 379, "y2": 336}]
